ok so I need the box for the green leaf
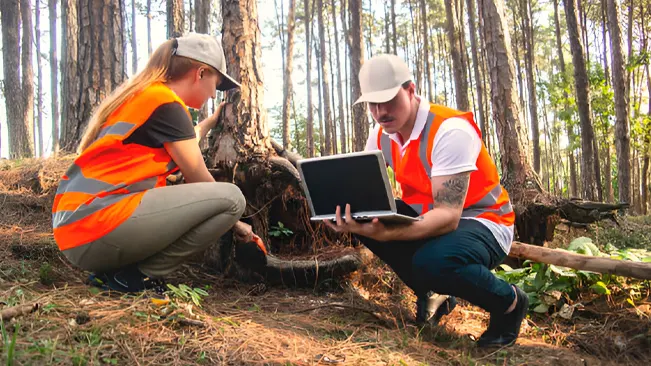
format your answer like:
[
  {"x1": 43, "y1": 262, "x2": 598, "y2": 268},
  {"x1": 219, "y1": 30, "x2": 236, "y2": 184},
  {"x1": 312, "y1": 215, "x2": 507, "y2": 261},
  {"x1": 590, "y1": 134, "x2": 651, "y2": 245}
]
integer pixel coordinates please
[
  {"x1": 194, "y1": 288, "x2": 209, "y2": 297},
  {"x1": 533, "y1": 303, "x2": 549, "y2": 313},
  {"x1": 591, "y1": 281, "x2": 611, "y2": 295},
  {"x1": 642, "y1": 257, "x2": 651, "y2": 263},
  {"x1": 627, "y1": 298, "x2": 635, "y2": 307},
  {"x1": 549, "y1": 264, "x2": 576, "y2": 277},
  {"x1": 497, "y1": 264, "x2": 514, "y2": 272}
]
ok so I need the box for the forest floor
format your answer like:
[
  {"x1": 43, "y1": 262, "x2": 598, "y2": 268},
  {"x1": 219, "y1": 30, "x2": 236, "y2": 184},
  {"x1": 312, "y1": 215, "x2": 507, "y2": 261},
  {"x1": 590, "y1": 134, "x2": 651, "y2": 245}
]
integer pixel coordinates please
[{"x1": 1, "y1": 157, "x2": 650, "y2": 366}]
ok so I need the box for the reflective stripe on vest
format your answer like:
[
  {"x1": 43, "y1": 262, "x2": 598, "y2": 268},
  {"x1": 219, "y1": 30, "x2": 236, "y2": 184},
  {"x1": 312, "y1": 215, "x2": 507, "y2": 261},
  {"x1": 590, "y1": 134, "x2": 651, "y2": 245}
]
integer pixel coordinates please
[{"x1": 52, "y1": 163, "x2": 159, "y2": 229}]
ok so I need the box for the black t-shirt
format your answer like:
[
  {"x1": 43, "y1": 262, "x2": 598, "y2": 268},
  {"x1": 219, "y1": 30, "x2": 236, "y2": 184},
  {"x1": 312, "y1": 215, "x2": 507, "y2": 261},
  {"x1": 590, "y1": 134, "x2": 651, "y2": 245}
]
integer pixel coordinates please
[{"x1": 123, "y1": 102, "x2": 196, "y2": 148}]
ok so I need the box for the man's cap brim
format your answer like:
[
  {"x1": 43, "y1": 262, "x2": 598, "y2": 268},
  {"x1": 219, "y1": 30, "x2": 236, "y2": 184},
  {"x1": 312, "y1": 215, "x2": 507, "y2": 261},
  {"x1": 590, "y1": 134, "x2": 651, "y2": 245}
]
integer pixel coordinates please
[{"x1": 353, "y1": 85, "x2": 401, "y2": 105}]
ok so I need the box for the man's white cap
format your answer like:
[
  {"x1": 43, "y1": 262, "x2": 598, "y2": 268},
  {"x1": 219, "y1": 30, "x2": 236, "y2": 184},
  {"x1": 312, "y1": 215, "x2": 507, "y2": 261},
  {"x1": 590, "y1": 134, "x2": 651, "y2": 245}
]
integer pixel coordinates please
[
  {"x1": 354, "y1": 54, "x2": 412, "y2": 104},
  {"x1": 175, "y1": 32, "x2": 241, "y2": 91}
]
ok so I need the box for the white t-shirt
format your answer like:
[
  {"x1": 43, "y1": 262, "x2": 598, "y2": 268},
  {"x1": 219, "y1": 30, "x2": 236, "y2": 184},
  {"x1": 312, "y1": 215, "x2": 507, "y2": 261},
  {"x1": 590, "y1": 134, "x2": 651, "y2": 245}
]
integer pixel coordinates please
[{"x1": 365, "y1": 97, "x2": 514, "y2": 254}]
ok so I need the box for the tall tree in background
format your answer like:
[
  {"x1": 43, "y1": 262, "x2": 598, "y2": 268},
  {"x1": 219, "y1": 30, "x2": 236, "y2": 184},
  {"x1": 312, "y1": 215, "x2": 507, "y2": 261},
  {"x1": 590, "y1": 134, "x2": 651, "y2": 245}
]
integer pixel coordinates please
[
  {"x1": 445, "y1": 0, "x2": 469, "y2": 111},
  {"x1": 479, "y1": 0, "x2": 536, "y2": 192},
  {"x1": 1, "y1": 0, "x2": 34, "y2": 158},
  {"x1": 607, "y1": 0, "x2": 631, "y2": 205},
  {"x1": 195, "y1": 0, "x2": 211, "y2": 123},
  {"x1": 304, "y1": 0, "x2": 314, "y2": 156},
  {"x1": 61, "y1": 0, "x2": 126, "y2": 152},
  {"x1": 282, "y1": 0, "x2": 296, "y2": 151},
  {"x1": 131, "y1": 0, "x2": 138, "y2": 74},
  {"x1": 20, "y1": 0, "x2": 35, "y2": 156},
  {"x1": 563, "y1": 0, "x2": 598, "y2": 201},
  {"x1": 331, "y1": 0, "x2": 346, "y2": 153},
  {"x1": 521, "y1": 0, "x2": 541, "y2": 175},
  {"x1": 317, "y1": 0, "x2": 333, "y2": 155},
  {"x1": 147, "y1": 0, "x2": 152, "y2": 56},
  {"x1": 552, "y1": 0, "x2": 577, "y2": 197},
  {"x1": 418, "y1": 0, "x2": 433, "y2": 100},
  {"x1": 49, "y1": 0, "x2": 60, "y2": 154},
  {"x1": 167, "y1": 0, "x2": 184, "y2": 38},
  {"x1": 350, "y1": 0, "x2": 367, "y2": 151},
  {"x1": 35, "y1": 0, "x2": 44, "y2": 157},
  {"x1": 467, "y1": 0, "x2": 487, "y2": 140}
]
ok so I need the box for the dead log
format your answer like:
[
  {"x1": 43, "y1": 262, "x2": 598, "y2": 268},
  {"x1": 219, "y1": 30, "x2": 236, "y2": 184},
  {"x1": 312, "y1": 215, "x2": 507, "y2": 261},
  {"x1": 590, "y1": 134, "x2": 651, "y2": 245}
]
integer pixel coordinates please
[
  {"x1": 1, "y1": 303, "x2": 40, "y2": 321},
  {"x1": 261, "y1": 251, "x2": 364, "y2": 287},
  {"x1": 508, "y1": 242, "x2": 651, "y2": 280}
]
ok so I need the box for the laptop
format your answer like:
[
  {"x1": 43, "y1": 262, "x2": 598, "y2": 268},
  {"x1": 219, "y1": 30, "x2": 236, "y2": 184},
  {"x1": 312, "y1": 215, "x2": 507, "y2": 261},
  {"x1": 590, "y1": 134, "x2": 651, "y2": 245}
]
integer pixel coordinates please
[{"x1": 296, "y1": 150, "x2": 422, "y2": 224}]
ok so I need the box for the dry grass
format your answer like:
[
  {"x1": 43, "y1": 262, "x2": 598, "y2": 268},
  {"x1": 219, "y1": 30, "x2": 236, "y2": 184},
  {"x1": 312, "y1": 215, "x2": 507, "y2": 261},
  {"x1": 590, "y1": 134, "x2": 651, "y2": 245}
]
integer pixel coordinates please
[{"x1": 1, "y1": 157, "x2": 650, "y2": 365}]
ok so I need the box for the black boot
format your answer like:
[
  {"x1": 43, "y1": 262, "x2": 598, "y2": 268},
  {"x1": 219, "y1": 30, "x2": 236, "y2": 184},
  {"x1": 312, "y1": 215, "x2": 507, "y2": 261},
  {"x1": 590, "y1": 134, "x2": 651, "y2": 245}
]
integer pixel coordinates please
[
  {"x1": 477, "y1": 285, "x2": 529, "y2": 348},
  {"x1": 105, "y1": 265, "x2": 167, "y2": 294},
  {"x1": 415, "y1": 292, "x2": 457, "y2": 326}
]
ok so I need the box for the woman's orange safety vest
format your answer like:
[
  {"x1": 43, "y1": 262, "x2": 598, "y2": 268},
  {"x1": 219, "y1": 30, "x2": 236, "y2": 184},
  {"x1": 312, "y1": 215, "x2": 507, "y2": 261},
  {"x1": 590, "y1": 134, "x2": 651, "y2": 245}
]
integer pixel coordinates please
[
  {"x1": 52, "y1": 82, "x2": 191, "y2": 250},
  {"x1": 377, "y1": 103, "x2": 515, "y2": 226}
]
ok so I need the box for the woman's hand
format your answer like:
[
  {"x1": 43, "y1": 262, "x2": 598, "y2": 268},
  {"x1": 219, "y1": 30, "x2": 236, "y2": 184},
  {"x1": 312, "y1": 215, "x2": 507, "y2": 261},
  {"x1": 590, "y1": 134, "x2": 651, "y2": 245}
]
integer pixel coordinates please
[{"x1": 233, "y1": 221, "x2": 254, "y2": 243}]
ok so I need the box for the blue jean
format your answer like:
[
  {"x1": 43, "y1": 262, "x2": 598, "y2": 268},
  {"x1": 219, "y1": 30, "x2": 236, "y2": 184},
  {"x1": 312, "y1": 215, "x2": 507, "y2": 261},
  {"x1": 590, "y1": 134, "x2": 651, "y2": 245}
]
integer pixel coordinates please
[{"x1": 358, "y1": 218, "x2": 515, "y2": 314}]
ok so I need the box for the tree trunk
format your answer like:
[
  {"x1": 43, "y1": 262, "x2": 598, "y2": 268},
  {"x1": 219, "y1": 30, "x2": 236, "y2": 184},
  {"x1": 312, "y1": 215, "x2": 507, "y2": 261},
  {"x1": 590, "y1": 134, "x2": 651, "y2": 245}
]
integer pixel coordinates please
[
  {"x1": 20, "y1": 0, "x2": 35, "y2": 157},
  {"x1": 479, "y1": 0, "x2": 537, "y2": 194},
  {"x1": 553, "y1": 0, "x2": 578, "y2": 198},
  {"x1": 61, "y1": 0, "x2": 126, "y2": 152},
  {"x1": 406, "y1": 0, "x2": 421, "y2": 90},
  {"x1": 304, "y1": 0, "x2": 314, "y2": 157},
  {"x1": 390, "y1": 0, "x2": 397, "y2": 54},
  {"x1": 282, "y1": 0, "x2": 296, "y2": 151},
  {"x1": 35, "y1": 0, "x2": 44, "y2": 157},
  {"x1": 49, "y1": 0, "x2": 60, "y2": 154},
  {"x1": 167, "y1": 0, "x2": 184, "y2": 38},
  {"x1": 564, "y1": 0, "x2": 598, "y2": 201},
  {"x1": 131, "y1": 0, "x2": 137, "y2": 74},
  {"x1": 147, "y1": 0, "x2": 152, "y2": 56},
  {"x1": 445, "y1": 0, "x2": 469, "y2": 111},
  {"x1": 601, "y1": 0, "x2": 610, "y2": 85},
  {"x1": 331, "y1": 0, "x2": 346, "y2": 153},
  {"x1": 1, "y1": 0, "x2": 33, "y2": 158},
  {"x1": 467, "y1": 0, "x2": 487, "y2": 141},
  {"x1": 314, "y1": 35, "x2": 324, "y2": 154},
  {"x1": 317, "y1": 0, "x2": 333, "y2": 155},
  {"x1": 326, "y1": 9, "x2": 338, "y2": 154},
  {"x1": 194, "y1": 0, "x2": 210, "y2": 125},
  {"x1": 521, "y1": 0, "x2": 540, "y2": 175},
  {"x1": 643, "y1": 64, "x2": 651, "y2": 214},
  {"x1": 350, "y1": 0, "x2": 367, "y2": 151},
  {"x1": 607, "y1": 0, "x2": 631, "y2": 206},
  {"x1": 419, "y1": 0, "x2": 433, "y2": 101}
]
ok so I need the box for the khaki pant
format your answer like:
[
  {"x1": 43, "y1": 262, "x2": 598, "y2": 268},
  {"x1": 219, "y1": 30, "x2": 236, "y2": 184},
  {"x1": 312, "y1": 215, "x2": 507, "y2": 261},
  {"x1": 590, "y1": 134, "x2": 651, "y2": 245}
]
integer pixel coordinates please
[{"x1": 63, "y1": 182, "x2": 245, "y2": 278}]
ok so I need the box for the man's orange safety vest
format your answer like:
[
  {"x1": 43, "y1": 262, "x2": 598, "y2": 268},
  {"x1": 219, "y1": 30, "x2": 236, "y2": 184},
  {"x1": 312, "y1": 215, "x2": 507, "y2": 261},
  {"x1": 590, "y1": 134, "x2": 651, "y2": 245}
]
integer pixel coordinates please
[
  {"x1": 52, "y1": 82, "x2": 190, "y2": 250},
  {"x1": 377, "y1": 103, "x2": 515, "y2": 226}
]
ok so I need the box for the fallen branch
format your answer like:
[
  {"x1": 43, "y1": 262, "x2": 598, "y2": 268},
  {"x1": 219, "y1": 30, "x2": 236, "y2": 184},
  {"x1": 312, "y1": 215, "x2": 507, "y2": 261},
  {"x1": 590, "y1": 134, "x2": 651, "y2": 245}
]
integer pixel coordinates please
[
  {"x1": 1, "y1": 303, "x2": 40, "y2": 321},
  {"x1": 508, "y1": 242, "x2": 651, "y2": 280},
  {"x1": 263, "y1": 252, "x2": 363, "y2": 287}
]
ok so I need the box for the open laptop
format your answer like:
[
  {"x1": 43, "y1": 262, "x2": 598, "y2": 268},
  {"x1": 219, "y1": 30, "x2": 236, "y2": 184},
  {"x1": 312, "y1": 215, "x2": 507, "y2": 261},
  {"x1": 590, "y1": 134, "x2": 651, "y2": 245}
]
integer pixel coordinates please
[{"x1": 296, "y1": 150, "x2": 422, "y2": 224}]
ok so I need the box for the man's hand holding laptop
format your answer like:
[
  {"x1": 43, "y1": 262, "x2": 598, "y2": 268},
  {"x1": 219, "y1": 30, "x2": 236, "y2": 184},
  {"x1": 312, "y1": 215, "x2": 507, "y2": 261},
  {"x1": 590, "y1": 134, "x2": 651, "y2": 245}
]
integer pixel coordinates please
[{"x1": 323, "y1": 203, "x2": 391, "y2": 241}]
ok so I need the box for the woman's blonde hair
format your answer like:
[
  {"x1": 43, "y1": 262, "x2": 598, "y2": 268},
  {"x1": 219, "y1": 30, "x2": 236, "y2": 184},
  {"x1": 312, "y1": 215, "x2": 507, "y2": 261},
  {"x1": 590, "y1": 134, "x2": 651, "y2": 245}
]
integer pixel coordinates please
[{"x1": 77, "y1": 39, "x2": 217, "y2": 153}]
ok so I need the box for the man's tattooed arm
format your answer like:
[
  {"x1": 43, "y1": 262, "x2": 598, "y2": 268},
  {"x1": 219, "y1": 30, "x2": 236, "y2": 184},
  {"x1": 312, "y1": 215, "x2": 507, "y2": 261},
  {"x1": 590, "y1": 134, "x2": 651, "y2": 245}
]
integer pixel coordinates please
[{"x1": 432, "y1": 172, "x2": 471, "y2": 208}]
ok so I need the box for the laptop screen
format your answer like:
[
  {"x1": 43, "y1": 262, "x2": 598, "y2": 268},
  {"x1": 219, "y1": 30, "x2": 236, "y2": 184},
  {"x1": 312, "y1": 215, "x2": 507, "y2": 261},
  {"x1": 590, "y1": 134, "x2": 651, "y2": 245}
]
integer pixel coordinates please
[{"x1": 300, "y1": 153, "x2": 394, "y2": 216}]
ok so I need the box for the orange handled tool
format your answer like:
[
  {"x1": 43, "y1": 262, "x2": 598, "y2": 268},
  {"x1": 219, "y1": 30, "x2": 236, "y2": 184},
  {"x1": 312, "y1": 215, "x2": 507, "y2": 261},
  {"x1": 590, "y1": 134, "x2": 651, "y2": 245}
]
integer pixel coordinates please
[{"x1": 251, "y1": 234, "x2": 268, "y2": 256}]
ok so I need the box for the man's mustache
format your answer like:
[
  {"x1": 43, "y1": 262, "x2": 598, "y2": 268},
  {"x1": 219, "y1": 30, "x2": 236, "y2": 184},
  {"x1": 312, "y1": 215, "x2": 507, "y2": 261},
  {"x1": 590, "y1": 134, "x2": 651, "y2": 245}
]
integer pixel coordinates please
[{"x1": 379, "y1": 116, "x2": 395, "y2": 123}]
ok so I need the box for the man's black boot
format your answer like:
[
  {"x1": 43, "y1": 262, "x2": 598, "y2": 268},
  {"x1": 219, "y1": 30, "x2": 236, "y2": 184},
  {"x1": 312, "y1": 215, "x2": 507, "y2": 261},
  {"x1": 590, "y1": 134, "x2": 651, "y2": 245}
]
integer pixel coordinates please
[
  {"x1": 477, "y1": 285, "x2": 529, "y2": 348},
  {"x1": 415, "y1": 292, "x2": 457, "y2": 326}
]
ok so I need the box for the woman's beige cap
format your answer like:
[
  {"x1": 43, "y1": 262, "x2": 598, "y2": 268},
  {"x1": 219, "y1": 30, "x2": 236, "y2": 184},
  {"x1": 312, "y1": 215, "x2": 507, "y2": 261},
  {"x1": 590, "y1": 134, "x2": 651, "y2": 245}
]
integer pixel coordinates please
[
  {"x1": 175, "y1": 32, "x2": 241, "y2": 91},
  {"x1": 354, "y1": 54, "x2": 412, "y2": 104}
]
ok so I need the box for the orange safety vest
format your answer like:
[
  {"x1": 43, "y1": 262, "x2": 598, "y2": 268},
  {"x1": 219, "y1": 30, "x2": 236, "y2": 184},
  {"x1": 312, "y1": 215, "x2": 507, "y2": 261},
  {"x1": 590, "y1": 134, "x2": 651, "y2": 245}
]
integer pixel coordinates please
[
  {"x1": 377, "y1": 103, "x2": 515, "y2": 226},
  {"x1": 52, "y1": 82, "x2": 190, "y2": 250}
]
